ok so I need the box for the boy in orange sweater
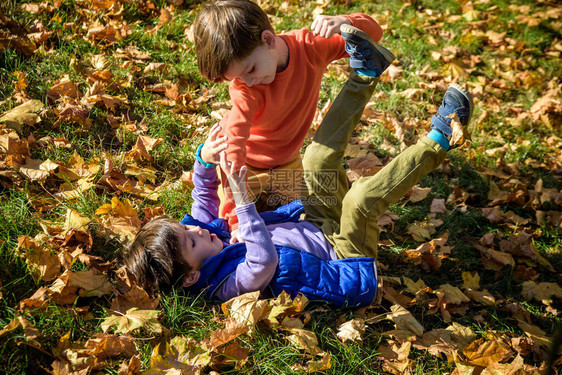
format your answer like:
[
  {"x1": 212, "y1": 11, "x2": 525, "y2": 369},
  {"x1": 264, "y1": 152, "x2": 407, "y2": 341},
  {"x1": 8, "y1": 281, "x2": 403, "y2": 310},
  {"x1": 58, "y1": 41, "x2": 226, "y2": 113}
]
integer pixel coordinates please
[{"x1": 194, "y1": 0, "x2": 387, "y2": 231}]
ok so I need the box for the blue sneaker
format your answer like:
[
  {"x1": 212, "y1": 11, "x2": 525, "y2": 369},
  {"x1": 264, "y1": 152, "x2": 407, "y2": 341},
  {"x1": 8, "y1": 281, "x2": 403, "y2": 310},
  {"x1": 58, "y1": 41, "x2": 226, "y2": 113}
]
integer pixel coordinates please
[
  {"x1": 428, "y1": 83, "x2": 473, "y2": 150},
  {"x1": 340, "y1": 24, "x2": 395, "y2": 77}
]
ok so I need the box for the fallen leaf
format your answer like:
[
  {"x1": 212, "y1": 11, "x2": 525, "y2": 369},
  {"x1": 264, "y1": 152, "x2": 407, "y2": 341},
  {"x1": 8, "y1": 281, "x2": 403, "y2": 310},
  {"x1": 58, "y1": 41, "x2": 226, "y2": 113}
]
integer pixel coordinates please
[
  {"x1": 337, "y1": 318, "x2": 365, "y2": 343},
  {"x1": 101, "y1": 307, "x2": 162, "y2": 335},
  {"x1": 286, "y1": 328, "x2": 323, "y2": 356},
  {"x1": 407, "y1": 186, "x2": 432, "y2": 203},
  {"x1": 463, "y1": 338, "x2": 514, "y2": 367},
  {"x1": 448, "y1": 112, "x2": 471, "y2": 147},
  {"x1": 520, "y1": 281, "x2": 562, "y2": 306},
  {"x1": 209, "y1": 318, "x2": 249, "y2": 350},
  {"x1": 68, "y1": 269, "x2": 114, "y2": 297},
  {"x1": 221, "y1": 291, "x2": 271, "y2": 330},
  {"x1": 461, "y1": 272, "x2": 480, "y2": 290},
  {"x1": 0, "y1": 99, "x2": 43, "y2": 131},
  {"x1": 377, "y1": 340, "x2": 411, "y2": 374},
  {"x1": 386, "y1": 304, "x2": 424, "y2": 339},
  {"x1": 145, "y1": 336, "x2": 211, "y2": 374}
]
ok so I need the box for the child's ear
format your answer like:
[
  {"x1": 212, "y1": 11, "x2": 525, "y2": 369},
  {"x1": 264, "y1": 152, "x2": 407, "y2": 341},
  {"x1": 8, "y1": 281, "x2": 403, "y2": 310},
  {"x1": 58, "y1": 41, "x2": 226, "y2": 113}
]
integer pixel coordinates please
[
  {"x1": 261, "y1": 30, "x2": 275, "y2": 47},
  {"x1": 182, "y1": 270, "x2": 200, "y2": 287}
]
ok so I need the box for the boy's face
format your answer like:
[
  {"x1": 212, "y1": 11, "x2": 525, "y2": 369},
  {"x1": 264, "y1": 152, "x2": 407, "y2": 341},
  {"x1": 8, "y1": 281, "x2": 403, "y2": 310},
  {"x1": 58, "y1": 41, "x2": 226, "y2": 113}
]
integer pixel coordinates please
[
  {"x1": 175, "y1": 224, "x2": 223, "y2": 270},
  {"x1": 224, "y1": 42, "x2": 279, "y2": 87}
]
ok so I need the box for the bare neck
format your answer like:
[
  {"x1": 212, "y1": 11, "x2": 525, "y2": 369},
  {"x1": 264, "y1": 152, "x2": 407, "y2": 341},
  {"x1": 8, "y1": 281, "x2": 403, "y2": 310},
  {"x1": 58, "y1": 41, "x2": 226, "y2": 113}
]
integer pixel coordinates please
[{"x1": 275, "y1": 35, "x2": 289, "y2": 73}]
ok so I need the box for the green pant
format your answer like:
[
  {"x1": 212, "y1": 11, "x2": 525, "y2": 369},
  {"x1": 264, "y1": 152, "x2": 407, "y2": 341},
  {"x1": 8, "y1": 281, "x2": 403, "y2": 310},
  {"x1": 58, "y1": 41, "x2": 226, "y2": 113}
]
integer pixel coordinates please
[{"x1": 302, "y1": 72, "x2": 447, "y2": 259}]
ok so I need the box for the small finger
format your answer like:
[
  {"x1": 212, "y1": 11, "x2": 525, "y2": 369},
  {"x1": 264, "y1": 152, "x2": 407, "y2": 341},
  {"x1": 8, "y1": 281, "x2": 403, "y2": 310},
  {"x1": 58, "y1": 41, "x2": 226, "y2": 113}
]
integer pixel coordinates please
[
  {"x1": 311, "y1": 17, "x2": 318, "y2": 31},
  {"x1": 210, "y1": 136, "x2": 227, "y2": 147},
  {"x1": 219, "y1": 151, "x2": 226, "y2": 169},
  {"x1": 319, "y1": 21, "x2": 329, "y2": 38},
  {"x1": 239, "y1": 165, "x2": 247, "y2": 180}
]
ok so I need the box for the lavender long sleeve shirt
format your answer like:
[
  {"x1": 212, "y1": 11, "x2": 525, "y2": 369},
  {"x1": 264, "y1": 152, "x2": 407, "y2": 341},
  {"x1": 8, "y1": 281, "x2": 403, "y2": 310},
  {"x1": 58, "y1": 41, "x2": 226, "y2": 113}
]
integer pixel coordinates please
[{"x1": 190, "y1": 161, "x2": 337, "y2": 301}]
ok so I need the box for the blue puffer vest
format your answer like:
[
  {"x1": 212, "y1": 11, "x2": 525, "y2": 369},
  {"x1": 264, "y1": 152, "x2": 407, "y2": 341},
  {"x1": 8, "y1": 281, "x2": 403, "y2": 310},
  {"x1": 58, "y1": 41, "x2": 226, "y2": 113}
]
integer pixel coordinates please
[{"x1": 180, "y1": 201, "x2": 378, "y2": 307}]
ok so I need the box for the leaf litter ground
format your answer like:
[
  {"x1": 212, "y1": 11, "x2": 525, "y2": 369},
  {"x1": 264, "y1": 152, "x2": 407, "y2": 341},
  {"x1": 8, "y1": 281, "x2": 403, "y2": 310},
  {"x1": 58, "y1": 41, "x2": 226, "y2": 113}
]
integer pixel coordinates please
[{"x1": 0, "y1": 0, "x2": 561, "y2": 374}]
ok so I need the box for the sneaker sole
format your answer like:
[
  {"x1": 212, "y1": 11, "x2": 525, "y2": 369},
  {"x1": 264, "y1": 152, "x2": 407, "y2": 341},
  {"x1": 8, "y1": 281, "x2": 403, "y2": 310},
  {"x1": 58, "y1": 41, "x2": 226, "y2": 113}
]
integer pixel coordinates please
[
  {"x1": 448, "y1": 83, "x2": 474, "y2": 123},
  {"x1": 340, "y1": 24, "x2": 396, "y2": 65}
]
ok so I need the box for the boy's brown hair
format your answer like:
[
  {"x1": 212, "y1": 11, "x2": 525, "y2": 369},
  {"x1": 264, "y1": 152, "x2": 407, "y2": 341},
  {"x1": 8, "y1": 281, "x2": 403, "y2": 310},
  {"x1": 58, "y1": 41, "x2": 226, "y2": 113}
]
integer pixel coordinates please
[
  {"x1": 193, "y1": 0, "x2": 274, "y2": 82},
  {"x1": 122, "y1": 217, "x2": 191, "y2": 294}
]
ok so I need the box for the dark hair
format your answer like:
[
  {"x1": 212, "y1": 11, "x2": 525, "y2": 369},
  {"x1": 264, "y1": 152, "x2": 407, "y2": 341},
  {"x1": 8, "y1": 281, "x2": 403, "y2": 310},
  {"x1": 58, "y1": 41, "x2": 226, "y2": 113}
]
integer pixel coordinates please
[
  {"x1": 122, "y1": 217, "x2": 191, "y2": 294},
  {"x1": 193, "y1": 0, "x2": 274, "y2": 82}
]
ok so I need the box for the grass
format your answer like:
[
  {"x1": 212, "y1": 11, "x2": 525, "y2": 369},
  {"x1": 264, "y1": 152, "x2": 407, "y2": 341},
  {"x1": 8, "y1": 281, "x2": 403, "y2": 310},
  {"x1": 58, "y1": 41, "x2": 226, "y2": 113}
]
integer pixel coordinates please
[{"x1": 1, "y1": 0, "x2": 561, "y2": 373}]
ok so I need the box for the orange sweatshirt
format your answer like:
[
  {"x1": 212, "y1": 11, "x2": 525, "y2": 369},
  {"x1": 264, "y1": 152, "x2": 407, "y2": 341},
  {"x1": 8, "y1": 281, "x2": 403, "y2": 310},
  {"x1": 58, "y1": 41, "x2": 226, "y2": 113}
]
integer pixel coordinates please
[
  {"x1": 219, "y1": 14, "x2": 383, "y2": 228},
  {"x1": 221, "y1": 13, "x2": 383, "y2": 170}
]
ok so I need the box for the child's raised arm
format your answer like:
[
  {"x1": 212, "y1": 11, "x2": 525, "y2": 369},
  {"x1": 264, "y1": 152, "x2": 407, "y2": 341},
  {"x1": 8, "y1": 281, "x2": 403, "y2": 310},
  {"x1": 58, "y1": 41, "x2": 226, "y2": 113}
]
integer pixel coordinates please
[
  {"x1": 215, "y1": 151, "x2": 279, "y2": 299},
  {"x1": 190, "y1": 123, "x2": 228, "y2": 223}
]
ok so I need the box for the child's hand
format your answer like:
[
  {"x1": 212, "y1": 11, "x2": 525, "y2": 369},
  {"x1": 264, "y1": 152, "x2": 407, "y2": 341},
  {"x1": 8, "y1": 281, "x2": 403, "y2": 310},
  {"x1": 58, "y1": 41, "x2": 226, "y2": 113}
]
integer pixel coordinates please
[
  {"x1": 310, "y1": 15, "x2": 350, "y2": 38},
  {"x1": 200, "y1": 123, "x2": 228, "y2": 165},
  {"x1": 229, "y1": 229, "x2": 245, "y2": 244},
  {"x1": 219, "y1": 151, "x2": 250, "y2": 207}
]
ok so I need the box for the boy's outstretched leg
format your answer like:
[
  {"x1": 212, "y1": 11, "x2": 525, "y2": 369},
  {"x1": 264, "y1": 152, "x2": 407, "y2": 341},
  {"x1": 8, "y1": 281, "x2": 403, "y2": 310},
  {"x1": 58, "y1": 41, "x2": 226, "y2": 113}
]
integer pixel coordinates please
[
  {"x1": 333, "y1": 84, "x2": 474, "y2": 259},
  {"x1": 302, "y1": 32, "x2": 395, "y2": 232}
]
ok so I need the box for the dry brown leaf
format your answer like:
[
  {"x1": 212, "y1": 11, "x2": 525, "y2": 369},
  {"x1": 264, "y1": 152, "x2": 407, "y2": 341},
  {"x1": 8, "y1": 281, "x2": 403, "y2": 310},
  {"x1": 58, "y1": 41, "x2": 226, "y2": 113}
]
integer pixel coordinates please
[
  {"x1": 464, "y1": 288, "x2": 496, "y2": 306},
  {"x1": 448, "y1": 112, "x2": 471, "y2": 147},
  {"x1": 520, "y1": 281, "x2": 562, "y2": 306},
  {"x1": 461, "y1": 272, "x2": 480, "y2": 290},
  {"x1": 413, "y1": 322, "x2": 475, "y2": 360},
  {"x1": 500, "y1": 232, "x2": 554, "y2": 271},
  {"x1": 475, "y1": 244, "x2": 515, "y2": 270},
  {"x1": 377, "y1": 340, "x2": 411, "y2": 374},
  {"x1": 386, "y1": 304, "x2": 424, "y2": 339},
  {"x1": 221, "y1": 291, "x2": 271, "y2": 330},
  {"x1": 210, "y1": 341, "x2": 249, "y2": 369},
  {"x1": 111, "y1": 285, "x2": 160, "y2": 313},
  {"x1": 209, "y1": 318, "x2": 249, "y2": 350},
  {"x1": 481, "y1": 206, "x2": 505, "y2": 223},
  {"x1": 290, "y1": 352, "x2": 331, "y2": 372},
  {"x1": 0, "y1": 315, "x2": 40, "y2": 341},
  {"x1": 87, "y1": 24, "x2": 118, "y2": 43},
  {"x1": 407, "y1": 185, "x2": 431, "y2": 203},
  {"x1": 383, "y1": 284, "x2": 414, "y2": 308},
  {"x1": 346, "y1": 153, "x2": 382, "y2": 179},
  {"x1": 147, "y1": 336, "x2": 211, "y2": 374},
  {"x1": 437, "y1": 284, "x2": 470, "y2": 305},
  {"x1": 430, "y1": 198, "x2": 447, "y2": 213},
  {"x1": 406, "y1": 222, "x2": 433, "y2": 242},
  {"x1": 0, "y1": 99, "x2": 43, "y2": 132},
  {"x1": 95, "y1": 197, "x2": 143, "y2": 244},
  {"x1": 18, "y1": 158, "x2": 51, "y2": 183},
  {"x1": 17, "y1": 235, "x2": 62, "y2": 282},
  {"x1": 402, "y1": 277, "x2": 428, "y2": 295},
  {"x1": 98, "y1": 168, "x2": 159, "y2": 200},
  {"x1": 47, "y1": 77, "x2": 81, "y2": 102},
  {"x1": 516, "y1": 320, "x2": 551, "y2": 349},
  {"x1": 480, "y1": 354, "x2": 542, "y2": 375},
  {"x1": 286, "y1": 328, "x2": 324, "y2": 356},
  {"x1": 125, "y1": 135, "x2": 162, "y2": 163},
  {"x1": 267, "y1": 291, "x2": 309, "y2": 325},
  {"x1": 68, "y1": 269, "x2": 114, "y2": 298},
  {"x1": 337, "y1": 318, "x2": 365, "y2": 343},
  {"x1": 101, "y1": 307, "x2": 162, "y2": 335},
  {"x1": 118, "y1": 355, "x2": 141, "y2": 375},
  {"x1": 463, "y1": 338, "x2": 514, "y2": 367},
  {"x1": 428, "y1": 284, "x2": 470, "y2": 322}
]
